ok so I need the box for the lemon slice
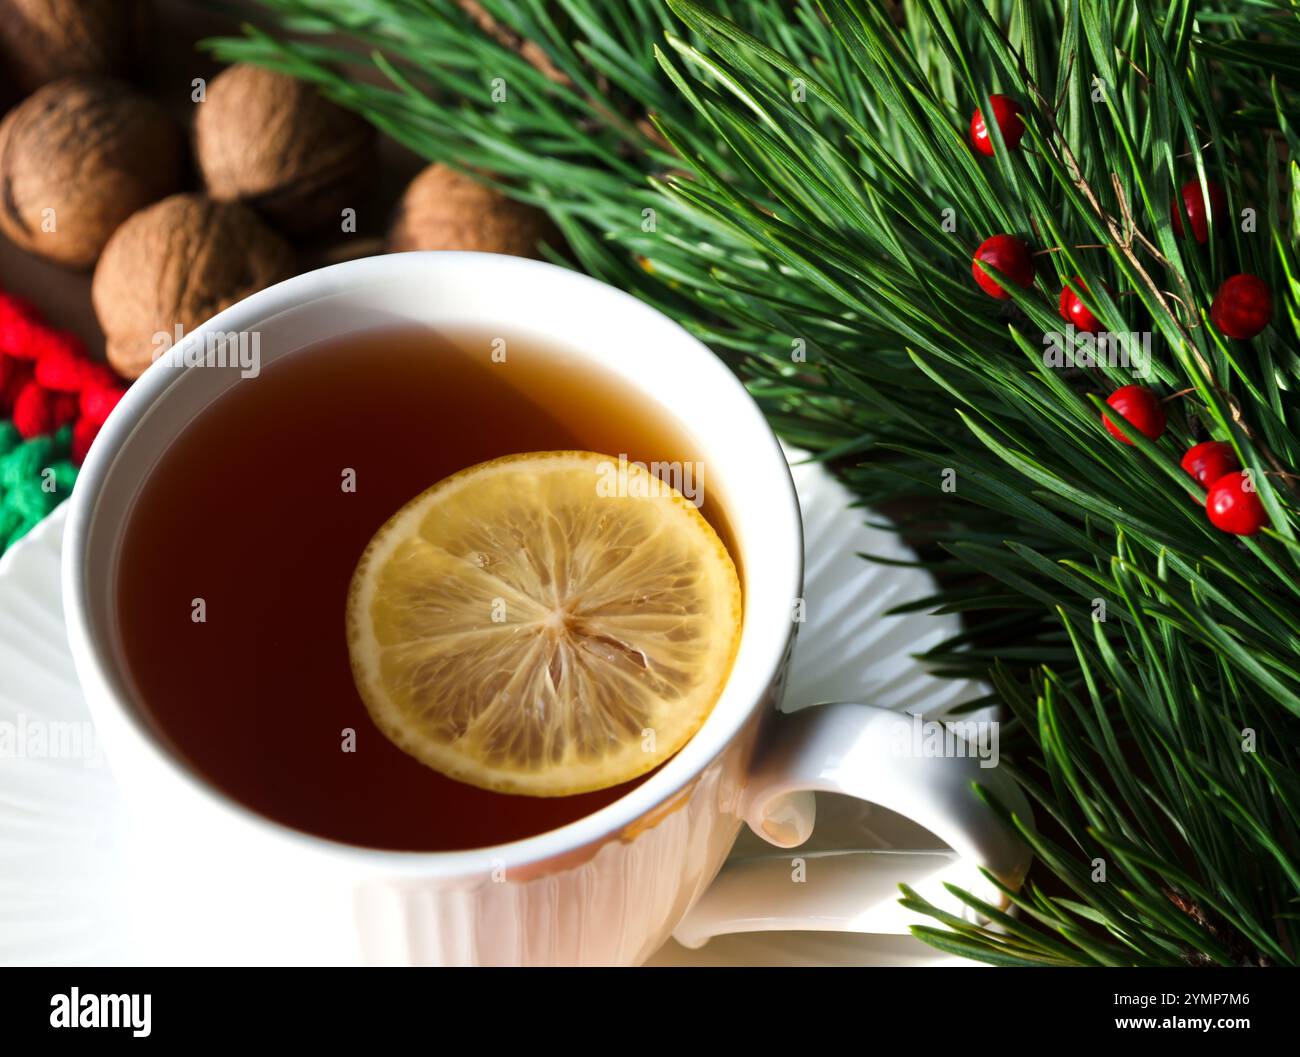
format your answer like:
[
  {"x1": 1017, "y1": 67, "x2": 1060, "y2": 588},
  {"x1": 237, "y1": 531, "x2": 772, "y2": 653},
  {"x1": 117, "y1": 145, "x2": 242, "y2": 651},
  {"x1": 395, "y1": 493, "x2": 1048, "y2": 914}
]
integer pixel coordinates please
[{"x1": 346, "y1": 451, "x2": 742, "y2": 796}]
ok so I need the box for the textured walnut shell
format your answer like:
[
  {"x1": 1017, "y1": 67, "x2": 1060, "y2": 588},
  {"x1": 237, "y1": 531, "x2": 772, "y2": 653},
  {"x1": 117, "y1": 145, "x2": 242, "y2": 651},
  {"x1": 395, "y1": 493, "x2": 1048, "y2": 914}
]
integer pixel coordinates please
[
  {"x1": 92, "y1": 193, "x2": 295, "y2": 379},
  {"x1": 195, "y1": 64, "x2": 376, "y2": 237},
  {"x1": 0, "y1": 0, "x2": 150, "y2": 92},
  {"x1": 456, "y1": 0, "x2": 570, "y2": 85},
  {"x1": 0, "y1": 76, "x2": 185, "y2": 268},
  {"x1": 387, "y1": 164, "x2": 558, "y2": 257}
]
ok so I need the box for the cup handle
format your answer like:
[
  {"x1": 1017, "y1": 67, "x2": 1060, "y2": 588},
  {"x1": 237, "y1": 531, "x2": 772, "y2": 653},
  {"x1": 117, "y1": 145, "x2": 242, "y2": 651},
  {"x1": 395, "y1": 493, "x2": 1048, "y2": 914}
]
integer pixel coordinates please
[{"x1": 671, "y1": 702, "x2": 1033, "y2": 949}]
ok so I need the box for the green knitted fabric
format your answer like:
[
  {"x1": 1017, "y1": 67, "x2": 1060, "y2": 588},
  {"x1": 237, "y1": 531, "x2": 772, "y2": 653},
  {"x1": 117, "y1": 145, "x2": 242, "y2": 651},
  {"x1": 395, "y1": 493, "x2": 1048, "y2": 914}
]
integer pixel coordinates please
[{"x1": 0, "y1": 420, "x2": 78, "y2": 554}]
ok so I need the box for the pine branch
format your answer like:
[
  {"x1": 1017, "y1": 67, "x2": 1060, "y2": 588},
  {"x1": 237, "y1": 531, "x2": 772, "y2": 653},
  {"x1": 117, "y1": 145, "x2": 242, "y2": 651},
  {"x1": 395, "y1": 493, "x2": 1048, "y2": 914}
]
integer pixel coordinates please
[{"x1": 210, "y1": 0, "x2": 1300, "y2": 965}]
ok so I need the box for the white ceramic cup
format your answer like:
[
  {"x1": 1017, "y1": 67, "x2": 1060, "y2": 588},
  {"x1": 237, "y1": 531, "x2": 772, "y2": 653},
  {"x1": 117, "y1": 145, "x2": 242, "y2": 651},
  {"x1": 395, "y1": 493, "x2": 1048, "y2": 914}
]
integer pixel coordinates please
[{"x1": 62, "y1": 252, "x2": 1031, "y2": 966}]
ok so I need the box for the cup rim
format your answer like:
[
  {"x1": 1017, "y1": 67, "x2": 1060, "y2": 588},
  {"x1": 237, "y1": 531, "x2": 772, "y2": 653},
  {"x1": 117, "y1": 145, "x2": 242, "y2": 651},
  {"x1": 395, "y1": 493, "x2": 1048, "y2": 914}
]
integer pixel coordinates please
[{"x1": 62, "y1": 251, "x2": 803, "y2": 878}]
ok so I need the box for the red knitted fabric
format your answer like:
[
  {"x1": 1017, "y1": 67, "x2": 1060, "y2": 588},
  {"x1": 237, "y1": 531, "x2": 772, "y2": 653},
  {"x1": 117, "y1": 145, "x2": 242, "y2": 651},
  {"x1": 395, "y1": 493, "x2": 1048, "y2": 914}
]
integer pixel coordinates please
[{"x1": 0, "y1": 291, "x2": 125, "y2": 459}]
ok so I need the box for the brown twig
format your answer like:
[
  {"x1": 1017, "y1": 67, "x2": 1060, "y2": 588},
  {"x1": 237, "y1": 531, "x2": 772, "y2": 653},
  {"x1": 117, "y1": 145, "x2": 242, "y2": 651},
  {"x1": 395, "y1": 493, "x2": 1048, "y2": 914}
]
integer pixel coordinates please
[
  {"x1": 1164, "y1": 887, "x2": 1271, "y2": 967},
  {"x1": 1119, "y1": 50, "x2": 1151, "y2": 86},
  {"x1": 1052, "y1": 53, "x2": 1075, "y2": 117},
  {"x1": 1023, "y1": 71, "x2": 1299, "y2": 499},
  {"x1": 1033, "y1": 243, "x2": 1109, "y2": 255},
  {"x1": 1157, "y1": 289, "x2": 1198, "y2": 329}
]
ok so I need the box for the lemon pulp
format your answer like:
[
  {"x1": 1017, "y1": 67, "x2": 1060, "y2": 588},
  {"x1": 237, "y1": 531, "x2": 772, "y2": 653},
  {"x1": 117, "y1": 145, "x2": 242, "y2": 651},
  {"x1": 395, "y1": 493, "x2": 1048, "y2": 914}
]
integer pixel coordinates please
[{"x1": 345, "y1": 451, "x2": 742, "y2": 796}]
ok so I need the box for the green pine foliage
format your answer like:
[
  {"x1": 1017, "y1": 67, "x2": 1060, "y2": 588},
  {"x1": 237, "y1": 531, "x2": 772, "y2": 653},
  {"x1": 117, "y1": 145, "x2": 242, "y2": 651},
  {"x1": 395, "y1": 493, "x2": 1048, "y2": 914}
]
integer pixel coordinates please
[{"x1": 211, "y1": 0, "x2": 1300, "y2": 965}]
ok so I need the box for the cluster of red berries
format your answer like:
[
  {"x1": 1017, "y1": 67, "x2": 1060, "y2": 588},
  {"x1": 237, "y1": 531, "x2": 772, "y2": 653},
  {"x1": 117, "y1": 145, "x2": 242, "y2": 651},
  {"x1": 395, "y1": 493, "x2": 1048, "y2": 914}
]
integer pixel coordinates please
[
  {"x1": 1100, "y1": 387, "x2": 1267, "y2": 535},
  {"x1": 968, "y1": 96, "x2": 1272, "y2": 340},
  {"x1": 967, "y1": 95, "x2": 1277, "y2": 536},
  {"x1": 0, "y1": 291, "x2": 126, "y2": 464}
]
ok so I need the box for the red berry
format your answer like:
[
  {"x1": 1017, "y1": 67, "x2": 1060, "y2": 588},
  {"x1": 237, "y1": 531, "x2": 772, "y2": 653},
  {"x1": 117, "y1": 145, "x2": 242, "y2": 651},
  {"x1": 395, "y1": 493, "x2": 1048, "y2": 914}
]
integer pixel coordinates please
[
  {"x1": 1102, "y1": 385, "x2": 1166, "y2": 444},
  {"x1": 970, "y1": 95, "x2": 1025, "y2": 156},
  {"x1": 1206, "y1": 471, "x2": 1268, "y2": 535},
  {"x1": 1171, "y1": 179, "x2": 1227, "y2": 243},
  {"x1": 1058, "y1": 277, "x2": 1105, "y2": 334},
  {"x1": 972, "y1": 234, "x2": 1036, "y2": 300},
  {"x1": 1180, "y1": 441, "x2": 1240, "y2": 489},
  {"x1": 1211, "y1": 274, "x2": 1271, "y2": 339}
]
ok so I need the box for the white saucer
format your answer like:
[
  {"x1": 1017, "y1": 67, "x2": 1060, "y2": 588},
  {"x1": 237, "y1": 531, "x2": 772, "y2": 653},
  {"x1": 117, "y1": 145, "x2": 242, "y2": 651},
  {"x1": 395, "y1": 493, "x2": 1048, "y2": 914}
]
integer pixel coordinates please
[{"x1": 0, "y1": 452, "x2": 979, "y2": 966}]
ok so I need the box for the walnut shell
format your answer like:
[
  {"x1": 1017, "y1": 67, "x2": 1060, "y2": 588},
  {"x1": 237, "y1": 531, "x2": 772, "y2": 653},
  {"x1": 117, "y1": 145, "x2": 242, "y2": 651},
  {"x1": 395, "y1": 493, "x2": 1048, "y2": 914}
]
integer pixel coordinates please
[
  {"x1": 387, "y1": 164, "x2": 558, "y2": 257},
  {"x1": 195, "y1": 64, "x2": 376, "y2": 237},
  {"x1": 92, "y1": 193, "x2": 295, "y2": 379},
  {"x1": 456, "y1": 0, "x2": 570, "y2": 85},
  {"x1": 0, "y1": 0, "x2": 150, "y2": 92},
  {"x1": 0, "y1": 76, "x2": 185, "y2": 268}
]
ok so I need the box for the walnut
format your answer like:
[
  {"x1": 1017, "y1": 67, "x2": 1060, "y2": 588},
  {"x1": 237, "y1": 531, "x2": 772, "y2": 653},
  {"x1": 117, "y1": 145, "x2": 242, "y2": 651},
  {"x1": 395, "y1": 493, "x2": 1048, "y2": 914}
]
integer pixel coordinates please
[
  {"x1": 387, "y1": 163, "x2": 558, "y2": 257},
  {"x1": 0, "y1": 0, "x2": 150, "y2": 92},
  {"x1": 195, "y1": 64, "x2": 376, "y2": 237},
  {"x1": 0, "y1": 76, "x2": 185, "y2": 268},
  {"x1": 92, "y1": 193, "x2": 295, "y2": 379},
  {"x1": 455, "y1": 0, "x2": 571, "y2": 85}
]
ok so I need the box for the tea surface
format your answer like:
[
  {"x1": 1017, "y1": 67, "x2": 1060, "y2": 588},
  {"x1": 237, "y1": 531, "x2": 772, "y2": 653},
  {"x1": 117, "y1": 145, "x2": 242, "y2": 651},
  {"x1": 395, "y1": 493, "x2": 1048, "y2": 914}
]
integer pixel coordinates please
[{"x1": 113, "y1": 327, "x2": 735, "y2": 850}]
